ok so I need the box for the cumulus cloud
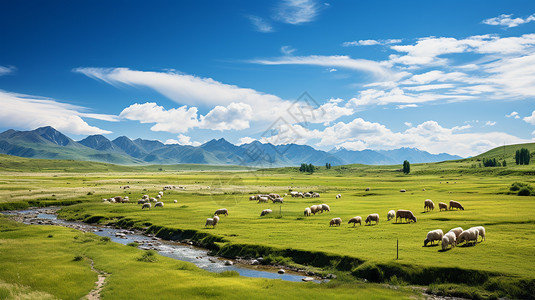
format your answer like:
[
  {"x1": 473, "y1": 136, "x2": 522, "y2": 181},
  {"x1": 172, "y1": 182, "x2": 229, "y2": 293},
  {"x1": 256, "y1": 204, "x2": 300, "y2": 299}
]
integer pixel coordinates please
[
  {"x1": 119, "y1": 102, "x2": 199, "y2": 133},
  {"x1": 165, "y1": 134, "x2": 201, "y2": 146},
  {"x1": 483, "y1": 13, "x2": 535, "y2": 28},
  {"x1": 0, "y1": 90, "x2": 113, "y2": 135},
  {"x1": 248, "y1": 15, "x2": 273, "y2": 32},
  {"x1": 506, "y1": 111, "x2": 520, "y2": 119},
  {"x1": 524, "y1": 111, "x2": 535, "y2": 124},
  {"x1": 200, "y1": 102, "x2": 253, "y2": 131},
  {"x1": 274, "y1": 0, "x2": 320, "y2": 25}
]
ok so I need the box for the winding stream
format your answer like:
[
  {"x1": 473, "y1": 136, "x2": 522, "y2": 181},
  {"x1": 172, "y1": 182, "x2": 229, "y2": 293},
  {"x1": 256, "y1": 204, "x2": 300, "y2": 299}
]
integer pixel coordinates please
[{"x1": 2, "y1": 208, "x2": 322, "y2": 283}]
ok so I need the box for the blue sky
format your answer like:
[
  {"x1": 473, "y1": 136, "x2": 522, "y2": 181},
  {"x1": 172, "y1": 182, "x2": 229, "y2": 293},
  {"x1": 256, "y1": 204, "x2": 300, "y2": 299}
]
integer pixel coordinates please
[{"x1": 1, "y1": 0, "x2": 535, "y2": 157}]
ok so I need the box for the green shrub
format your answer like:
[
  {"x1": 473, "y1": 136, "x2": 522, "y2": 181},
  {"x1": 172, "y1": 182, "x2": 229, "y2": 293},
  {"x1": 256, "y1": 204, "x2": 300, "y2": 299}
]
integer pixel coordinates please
[
  {"x1": 100, "y1": 236, "x2": 111, "y2": 242},
  {"x1": 518, "y1": 187, "x2": 532, "y2": 196},
  {"x1": 218, "y1": 270, "x2": 239, "y2": 277},
  {"x1": 138, "y1": 250, "x2": 158, "y2": 262},
  {"x1": 509, "y1": 182, "x2": 534, "y2": 196},
  {"x1": 73, "y1": 255, "x2": 83, "y2": 261},
  {"x1": 127, "y1": 242, "x2": 139, "y2": 247}
]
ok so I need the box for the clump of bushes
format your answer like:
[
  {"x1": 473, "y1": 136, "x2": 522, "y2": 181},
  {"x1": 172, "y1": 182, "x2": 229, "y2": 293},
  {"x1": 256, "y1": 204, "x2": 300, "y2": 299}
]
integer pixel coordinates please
[
  {"x1": 100, "y1": 236, "x2": 111, "y2": 242},
  {"x1": 509, "y1": 182, "x2": 534, "y2": 196},
  {"x1": 73, "y1": 255, "x2": 83, "y2": 261},
  {"x1": 127, "y1": 242, "x2": 139, "y2": 247},
  {"x1": 138, "y1": 250, "x2": 158, "y2": 262}
]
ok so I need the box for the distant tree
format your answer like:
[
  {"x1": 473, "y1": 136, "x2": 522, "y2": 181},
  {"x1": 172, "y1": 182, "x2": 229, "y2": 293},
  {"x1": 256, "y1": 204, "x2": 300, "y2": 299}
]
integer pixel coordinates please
[
  {"x1": 325, "y1": 162, "x2": 332, "y2": 169},
  {"x1": 502, "y1": 160, "x2": 507, "y2": 167},
  {"x1": 403, "y1": 160, "x2": 410, "y2": 174},
  {"x1": 308, "y1": 163, "x2": 315, "y2": 173},
  {"x1": 515, "y1": 148, "x2": 531, "y2": 165}
]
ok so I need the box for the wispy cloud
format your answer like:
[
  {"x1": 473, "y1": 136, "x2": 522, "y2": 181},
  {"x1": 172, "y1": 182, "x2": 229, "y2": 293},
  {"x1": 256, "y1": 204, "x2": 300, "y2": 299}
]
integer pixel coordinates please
[
  {"x1": 0, "y1": 66, "x2": 15, "y2": 76},
  {"x1": 342, "y1": 39, "x2": 401, "y2": 47},
  {"x1": 274, "y1": 0, "x2": 320, "y2": 25},
  {"x1": 0, "y1": 90, "x2": 113, "y2": 135},
  {"x1": 250, "y1": 55, "x2": 393, "y2": 79},
  {"x1": 281, "y1": 45, "x2": 296, "y2": 55},
  {"x1": 483, "y1": 13, "x2": 535, "y2": 28},
  {"x1": 247, "y1": 15, "x2": 273, "y2": 32}
]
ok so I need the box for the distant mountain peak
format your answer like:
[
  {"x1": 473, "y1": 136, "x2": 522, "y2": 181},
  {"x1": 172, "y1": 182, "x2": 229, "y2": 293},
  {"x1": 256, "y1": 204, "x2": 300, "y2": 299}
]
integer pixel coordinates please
[{"x1": 33, "y1": 126, "x2": 73, "y2": 146}]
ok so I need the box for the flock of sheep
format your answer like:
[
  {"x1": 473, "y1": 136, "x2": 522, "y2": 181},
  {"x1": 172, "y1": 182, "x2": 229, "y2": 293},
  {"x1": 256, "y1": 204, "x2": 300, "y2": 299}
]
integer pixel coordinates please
[
  {"x1": 424, "y1": 226, "x2": 486, "y2": 251},
  {"x1": 103, "y1": 184, "x2": 485, "y2": 253}
]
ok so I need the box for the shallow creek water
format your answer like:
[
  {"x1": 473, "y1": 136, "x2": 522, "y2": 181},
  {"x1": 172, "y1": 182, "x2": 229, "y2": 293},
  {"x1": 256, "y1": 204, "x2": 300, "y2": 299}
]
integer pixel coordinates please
[{"x1": 2, "y1": 208, "x2": 322, "y2": 283}]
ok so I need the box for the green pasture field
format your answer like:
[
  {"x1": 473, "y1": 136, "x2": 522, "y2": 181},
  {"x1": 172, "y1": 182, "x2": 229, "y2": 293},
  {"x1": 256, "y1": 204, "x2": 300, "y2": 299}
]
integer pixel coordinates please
[
  {"x1": 0, "y1": 216, "x2": 415, "y2": 299},
  {"x1": 0, "y1": 153, "x2": 534, "y2": 298}
]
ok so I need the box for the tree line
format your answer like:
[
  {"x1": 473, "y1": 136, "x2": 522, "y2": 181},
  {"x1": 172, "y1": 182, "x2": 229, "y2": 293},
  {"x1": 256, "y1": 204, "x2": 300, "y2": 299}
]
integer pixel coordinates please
[{"x1": 515, "y1": 148, "x2": 531, "y2": 165}]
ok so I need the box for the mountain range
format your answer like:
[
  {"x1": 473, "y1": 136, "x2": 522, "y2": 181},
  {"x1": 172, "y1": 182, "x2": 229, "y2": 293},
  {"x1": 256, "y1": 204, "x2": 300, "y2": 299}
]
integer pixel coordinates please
[{"x1": 0, "y1": 127, "x2": 462, "y2": 166}]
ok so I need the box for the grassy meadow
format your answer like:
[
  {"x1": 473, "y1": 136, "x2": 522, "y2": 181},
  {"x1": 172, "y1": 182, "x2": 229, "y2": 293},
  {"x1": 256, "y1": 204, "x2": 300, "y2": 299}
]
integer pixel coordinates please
[{"x1": 1, "y1": 152, "x2": 535, "y2": 299}]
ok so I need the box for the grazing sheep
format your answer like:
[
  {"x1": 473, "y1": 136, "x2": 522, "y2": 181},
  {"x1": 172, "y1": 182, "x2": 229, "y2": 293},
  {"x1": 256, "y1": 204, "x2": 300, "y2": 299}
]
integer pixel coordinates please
[
  {"x1": 449, "y1": 200, "x2": 464, "y2": 210},
  {"x1": 387, "y1": 210, "x2": 395, "y2": 221},
  {"x1": 321, "y1": 204, "x2": 330, "y2": 213},
  {"x1": 290, "y1": 191, "x2": 299, "y2": 197},
  {"x1": 156, "y1": 194, "x2": 161, "y2": 199},
  {"x1": 142, "y1": 203, "x2": 151, "y2": 210},
  {"x1": 329, "y1": 217, "x2": 342, "y2": 227},
  {"x1": 304, "y1": 192, "x2": 312, "y2": 198},
  {"x1": 114, "y1": 196, "x2": 123, "y2": 203},
  {"x1": 173, "y1": 200, "x2": 178, "y2": 203},
  {"x1": 312, "y1": 192, "x2": 320, "y2": 198},
  {"x1": 155, "y1": 201, "x2": 164, "y2": 208},
  {"x1": 272, "y1": 198, "x2": 284, "y2": 204},
  {"x1": 304, "y1": 207, "x2": 311, "y2": 216},
  {"x1": 158, "y1": 191, "x2": 163, "y2": 196},
  {"x1": 258, "y1": 196, "x2": 269, "y2": 203},
  {"x1": 365, "y1": 214, "x2": 379, "y2": 225},
  {"x1": 214, "y1": 208, "x2": 228, "y2": 216},
  {"x1": 249, "y1": 195, "x2": 258, "y2": 201},
  {"x1": 457, "y1": 228, "x2": 479, "y2": 245},
  {"x1": 121, "y1": 197, "x2": 130, "y2": 203},
  {"x1": 269, "y1": 193, "x2": 280, "y2": 199},
  {"x1": 336, "y1": 194, "x2": 341, "y2": 199},
  {"x1": 400, "y1": 189, "x2": 406, "y2": 192},
  {"x1": 348, "y1": 216, "x2": 362, "y2": 227},
  {"x1": 150, "y1": 197, "x2": 157, "y2": 202},
  {"x1": 260, "y1": 209, "x2": 272, "y2": 216},
  {"x1": 310, "y1": 205, "x2": 320, "y2": 215},
  {"x1": 365, "y1": 187, "x2": 371, "y2": 191},
  {"x1": 469, "y1": 226, "x2": 486, "y2": 242},
  {"x1": 424, "y1": 199, "x2": 435, "y2": 212},
  {"x1": 205, "y1": 215, "x2": 220, "y2": 228},
  {"x1": 424, "y1": 229, "x2": 444, "y2": 246},
  {"x1": 441, "y1": 231, "x2": 457, "y2": 251},
  {"x1": 137, "y1": 199, "x2": 147, "y2": 205},
  {"x1": 438, "y1": 202, "x2": 448, "y2": 211},
  {"x1": 447, "y1": 227, "x2": 463, "y2": 238},
  {"x1": 142, "y1": 195, "x2": 149, "y2": 200},
  {"x1": 395, "y1": 210, "x2": 417, "y2": 223}
]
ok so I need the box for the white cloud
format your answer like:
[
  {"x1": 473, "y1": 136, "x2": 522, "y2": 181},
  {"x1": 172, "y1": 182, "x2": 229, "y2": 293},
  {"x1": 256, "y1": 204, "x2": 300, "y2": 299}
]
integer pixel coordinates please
[
  {"x1": 485, "y1": 121, "x2": 496, "y2": 126},
  {"x1": 275, "y1": 0, "x2": 320, "y2": 25},
  {"x1": 165, "y1": 134, "x2": 201, "y2": 146},
  {"x1": 524, "y1": 111, "x2": 535, "y2": 125},
  {"x1": 506, "y1": 111, "x2": 520, "y2": 119},
  {"x1": 200, "y1": 102, "x2": 253, "y2": 131},
  {"x1": 328, "y1": 68, "x2": 337, "y2": 72},
  {"x1": 119, "y1": 102, "x2": 199, "y2": 133},
  {"x1": 0, "y1": 66, "x2": 15, "y2": 76},
  {"x1": 0, "y1": 90, "x2": 112, "y2": 135},
  {"x1": 250, "y1": 55, "x2": 393, "y2": 79},
  {"x1": 248, "y1": 15, "x2": 273, "y2": 32},
  {"x1": 404, "y1": 122, "x2": 413, "y2": 127},
  {"x1": 281, "y1": 46, "x2": 296, "y2": 55},
  {"x1": 396, "y1": 104, "x2": 418, "y2": 109},
  {"x1": 237, "y1": 137, "x2": 257, "y2": 145},
  {"x1": 342, "y1": 39, "x2": 401, "y2": 47},
  {"x1": 483, "y1": 13, "x2": 535, "y2": 28}
]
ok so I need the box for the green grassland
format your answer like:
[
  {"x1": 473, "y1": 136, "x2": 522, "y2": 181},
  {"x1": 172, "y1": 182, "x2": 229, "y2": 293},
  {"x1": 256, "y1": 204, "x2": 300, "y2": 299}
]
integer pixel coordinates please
[
  {"x1": 0, "y1": 148, "x2": 534, "y2": 299},
  {"x1": 0, "y1": 216, "x2": 415, "y2": 299}
]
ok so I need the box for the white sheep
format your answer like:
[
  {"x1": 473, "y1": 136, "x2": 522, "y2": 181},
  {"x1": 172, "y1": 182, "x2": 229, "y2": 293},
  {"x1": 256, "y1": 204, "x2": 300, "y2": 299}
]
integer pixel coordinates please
[
  {"x1": 335, "y1": 193, "x2": 341, "y2": 199},
  {"x1": 260, "y1": 209, "x2": 272, "y2": 216},
  {"x1": 304, "y1": 207, "x2": 311, "y2": 217},
  {"x1": 142, "y1": 194, "x2": 149, "y2": 200},
  {"x1": 329, "y1": 217, "x2": 342, "y2": 226},
  {"x1": 469, "y1": 226, "x2": 486, "y2": 242},
  {"x1": 321, "y1": 204, "x2": 330, "y2": 212},
  {"x1": 205, "y1": 215, "x2": 220, "y2": 228},
  {"x1": 457, "y1": 228, "x2": 479, "y2": 245},
  {"x1": 137, "y1": 199, "x2": 147, "y2": 205},
  {"x1": 258, "y1": 196, "x2": 269, "y2": 203},
  {"x1": 158, "y1": 191, "x2": 163, "y2": 196},
  {"x1": 156, "y1": 194, "x2": 161, "y2": 199},
  {"x1": 438, "y1": 202, "x2": 448, "y2": 211},
  {"x1": 441, "y1": 231, "x2": 457, "y2": 251},
  {"x1": 424, "y1": 229, "x2": 444, "y2": 246},
  {"x1": 365, "y1": 213, "x2": 379, "y2": 225},
  {"x1": 142, "y1": 203, "x2": 151, "y2": 210},
  {"x1": 348, "y1": 216, "x2": 362, "y2": 227},
  {"x1": 387, "y1": 210, "x2": 395, "y2": 221},
  {"x1": 424, "y1": 199, "x2": 435, "y2": 212},
  {"x1": 272, "y1": 198, "x2": 284, "y2": 204},
  {"x1": 447, "y1": 227, "x2": 463, "y2": 238},
  {"x1": 155, "y1": 201, "x2": 164, "y2": 208},
  {"x1": 214, "y1": 208, "x2": 228, "y2": 216},
  {"x1": 249, "y1": 195, "x2": 258, "y2": 201},
  {"x1": 173, "y1": 200, "x2": 178, "y2": 203},
  {"x1": 310, "y1": 205, "x2": 320, "y2": 215}
]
